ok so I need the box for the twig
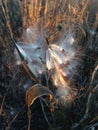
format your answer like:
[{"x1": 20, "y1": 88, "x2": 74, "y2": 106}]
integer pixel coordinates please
[
  {"x1": 91, "y1": 65, "x2": 98, "y2": 82},
  {"x1": 6, "y1": 104, "x2": 26, "y2": 130},
  {"x1": 87, "y1": 64, "x2": 98, "y2": 93},
  {"x1": 22, "y1": 61, "x2": 39, "y2": 82},
  {"x1": 27, "y1": 107, "x2": 31, "y2": 130},
  {"x1": 83, "y1": 122, "x2": 98, "y2": 130},
  {"x1": 0, "y1": 95, "x2": 6, "y2": 116},
  {"x1": 40, "y1": 99, "x2": 51, "y2": 127},
  {"x1": 71, "y1": 65, "x2": 98, "y2": 130},
  {"x1": 72, "y1": 85, "x2": 98, "y2": 129}
]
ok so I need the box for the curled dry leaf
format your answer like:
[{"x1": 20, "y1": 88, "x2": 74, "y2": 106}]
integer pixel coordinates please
[{"x1": 26, "y1": 84, "x2": 54, "y2": 107}]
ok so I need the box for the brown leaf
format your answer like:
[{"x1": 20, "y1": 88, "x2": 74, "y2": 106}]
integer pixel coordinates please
[{"x1": 26, "y1": 84, "x2": 54, "y2": 107}]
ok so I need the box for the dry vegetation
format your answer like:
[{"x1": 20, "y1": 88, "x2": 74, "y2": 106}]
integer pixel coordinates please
[{"x1": 0, "y1": 0, "x2": 98, "y2": 130}]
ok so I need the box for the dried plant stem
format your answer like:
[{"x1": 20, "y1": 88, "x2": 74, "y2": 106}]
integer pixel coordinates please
[
  {"x1": 72, "y1": 85, "x2": 98, "y2": 130},
  {"x1": 72, "y1": 65, "x2": 98, "y2": 130},
  {"x1": 6, "y1": 105, "x2": 26, "y2": 130},
  {"x1": 22, "y1": 61, "x2": 39, "y2": 82},
  {"x1": 1, "y1": 1, "x2": 13, "y2": 37},
  {"x1": 0, "y1": 95, "x2": 6, "y2": 116},
  {"x1": 87, "y1": 65, "x2": 98, "y2": 93},
  {"x1": 27, "y1": 107, "x2": 31, "y2": 130},
  {"x1": 40, "y1": 99, "x2": 51, "y2": 127}
]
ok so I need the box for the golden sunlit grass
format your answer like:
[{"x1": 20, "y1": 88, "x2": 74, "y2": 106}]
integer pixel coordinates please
[{"x1": 21, "y1": 0, "x2": 90, "y2": 43}]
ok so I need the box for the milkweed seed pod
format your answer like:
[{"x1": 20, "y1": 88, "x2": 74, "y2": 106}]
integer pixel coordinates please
[{"x1": 16, "y1": 0, "x2": 86, "y2": 105}]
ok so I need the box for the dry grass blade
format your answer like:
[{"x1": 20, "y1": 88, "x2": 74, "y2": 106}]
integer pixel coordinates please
[{"x1": 26, "y1": 84, "x2": 54, "y2": 107}]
